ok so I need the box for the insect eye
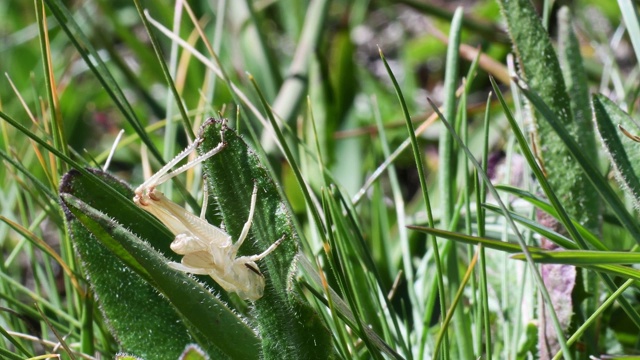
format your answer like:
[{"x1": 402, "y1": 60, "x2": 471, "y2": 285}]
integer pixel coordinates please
[{"x1": 245, "y1": 263, "x2": 262, "y2": 276}]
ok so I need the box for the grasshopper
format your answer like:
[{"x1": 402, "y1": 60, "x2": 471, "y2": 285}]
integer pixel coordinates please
[{"x1": 133, "y1": 126, "x2": 283, "y2": 301}]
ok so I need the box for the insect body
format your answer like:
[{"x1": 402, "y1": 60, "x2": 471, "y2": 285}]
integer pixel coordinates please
[{"x1": 133, "y1": 132, "x2": 283, "y2": 301}]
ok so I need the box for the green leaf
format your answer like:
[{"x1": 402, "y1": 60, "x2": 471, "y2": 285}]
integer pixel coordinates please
[
  {"x1": 558, "y1": 7, "x2": 596, "y2": 162},
  {"x1": 508, "y1": 80, "x2": 640, "y2": 332},
  {"x1": 510, "y1": 250, "x2": 640, "y2": 265},
  {"x1": 482, "y1": 203, "x2": 579, "y2": 250},
  {"x1": 593, "y1": 94, "x2": 640, "y2": 208},
  {"x1": 408, "y1": 225, "x2": 523, "y2": 253},
  {"x1": 439, "y1": 7, "x2": 463, "y2": 227},
  {"x1": 180, "y1": 345, "x2": 209, "y2": 360},
  {"x1": 438, "y1": 9, "x2": 474, "y2": 359},
  {"x1": 514, "y1": 81, "x2": 640, "y2": 244},
  {"x1": 496, "y1": 5, "x2": 599, "y2": 355},
  {"x1": 60, "y1": 169, "x2": 260, "y2": 359},
  {"x1": 60, "y1": 191, "x2": 192, "y2": 358},
  {"x1": 116, "y1": 355, "x2": 141, "y2": 360},
  {"x1": 321, "y1": 187, "x2": 388, "y2": 359},
  {"x1": 497, "y1": 0, "x2": 599, "y2": 233},
  {"x1": 492, "y1": 186, "x2": 608, "y2": 251},
  {"x1": 409, "y1": 226, "x2": 640, "y2": 283},
  {"x1": 197, "y1": 119, "x2": 332, "y2": 359}
]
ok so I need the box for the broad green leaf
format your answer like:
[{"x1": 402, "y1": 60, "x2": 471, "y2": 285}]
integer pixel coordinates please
[
  {"x1": 497, "y1": 0, "x2": 599, "y2": 233},
  {"x1": 60, "y1": 169, "x2": 259, "y2": 359},
  {"x1": 558, "y1": 7, "x2": 597, "y2": 169},
  {"x1": 496, "y1": 4, "x2": 599, "y2": 355},
  {"x1": 507, "y1": 81, "x2": 640, "y2": 331},
  {"x1": 593, "y1": 94, "x2": 640, "y2": 208},
  {"x1": 60, "y1": 194, "x2": 191, "y2": 359},
  {"x1": 197, "y1": 119, "x2": 332, "y2": 359}
]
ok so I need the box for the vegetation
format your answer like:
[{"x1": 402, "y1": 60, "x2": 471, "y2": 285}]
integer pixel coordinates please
[{"x1": 1, "y1": 0, "x2": 638, "y2": 359}]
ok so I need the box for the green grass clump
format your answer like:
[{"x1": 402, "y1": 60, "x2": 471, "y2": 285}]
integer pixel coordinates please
[{"x1": 1, "y1": 1, "x2": 639, "y2": 359}]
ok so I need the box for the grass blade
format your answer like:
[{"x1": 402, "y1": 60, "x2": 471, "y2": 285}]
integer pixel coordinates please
[{"x1": 593, "y1": 94, "x2": 640, "y2": 208}]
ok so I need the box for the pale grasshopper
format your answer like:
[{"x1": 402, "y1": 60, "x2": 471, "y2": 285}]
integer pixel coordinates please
[{"x1": 133, "y1": 125, "x2": 283, "y2": 301}]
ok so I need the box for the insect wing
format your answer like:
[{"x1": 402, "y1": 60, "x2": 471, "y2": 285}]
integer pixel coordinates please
[
  {"x1": 181, "y1": 251, "x2": 217, "y2": 270},
  {"x1": 143, "y1": 190, "x2": 232, "y2": 249},
  {"x1": 170, "y1": 234, "x2": 209, "y2": 255},
  {"x1": 167, "y1": 261, "x2": 210, "y2": 275}
]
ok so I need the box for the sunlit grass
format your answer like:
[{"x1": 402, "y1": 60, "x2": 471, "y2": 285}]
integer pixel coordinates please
[{"x1": 1, "y1": 1, "x2": 638, "y2": 359}]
